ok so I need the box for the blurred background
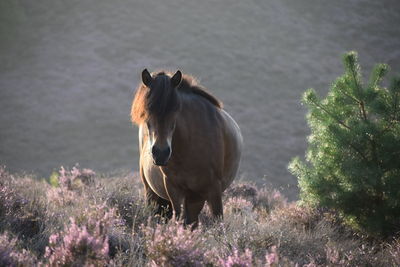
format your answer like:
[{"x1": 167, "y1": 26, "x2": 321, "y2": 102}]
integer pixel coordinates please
[{"x1": 1, "y1": 0, "x2": 399, "y2": 199}]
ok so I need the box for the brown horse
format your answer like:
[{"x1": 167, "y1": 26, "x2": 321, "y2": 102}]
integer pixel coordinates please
[{"x1": 131, "y1": 69, "x2": 242, "y2": 226}]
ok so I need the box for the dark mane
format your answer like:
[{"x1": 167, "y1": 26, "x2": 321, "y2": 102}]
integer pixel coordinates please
[
  {"x1": 131, "y1": 71, "x2": 223, "y2": 125},
  {"x1": 176, "y1": 74, "x2": 223, "y2": 109}
]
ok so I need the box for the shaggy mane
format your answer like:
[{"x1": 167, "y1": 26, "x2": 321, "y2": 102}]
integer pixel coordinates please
[{"x1": 131, "y1": 71, "x2": 223, "y2": 124}]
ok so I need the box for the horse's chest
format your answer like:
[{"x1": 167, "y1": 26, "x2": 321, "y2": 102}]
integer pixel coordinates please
[{"x1": 142, "y1": 155, "x2": 169, "y2": 199}]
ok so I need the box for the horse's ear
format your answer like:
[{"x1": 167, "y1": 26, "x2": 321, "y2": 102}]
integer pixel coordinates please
[
  {"x1": 171, "y1": 70, "x2": 182, "y2": 88},
  {"x1": 142, "y1": 69, "x2": 152, "y2": 87}
]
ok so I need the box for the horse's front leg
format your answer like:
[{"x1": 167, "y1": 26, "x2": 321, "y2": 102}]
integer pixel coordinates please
[
  {"x1": 183, "y1": 195, "x2": 205, "y2": 229},
  {"x1": 140, "y1": 167, "x2": 172, "y2": 218},
  {"x1": 163, "y1": 177, "x2": 184, "y2": 219}
]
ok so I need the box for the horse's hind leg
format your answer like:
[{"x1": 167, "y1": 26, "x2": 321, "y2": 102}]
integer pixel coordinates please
[{"x1": 184, "y1": 196, "x2": 205, "y2": 228}]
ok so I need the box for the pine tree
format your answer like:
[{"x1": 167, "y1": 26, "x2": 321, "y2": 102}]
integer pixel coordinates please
[{"x1": 289, "y1": 51, "x2": 400, "y2": 237}]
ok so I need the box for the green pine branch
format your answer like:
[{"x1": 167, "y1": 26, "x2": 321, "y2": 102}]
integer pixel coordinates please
[{"x1": 290, "y1": 51, "x2": 400, "y2": 237}]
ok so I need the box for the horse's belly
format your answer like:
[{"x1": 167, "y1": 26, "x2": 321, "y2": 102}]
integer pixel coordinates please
[{"x1": 221, "y1": 110, "x2": 243, "y2": 190}]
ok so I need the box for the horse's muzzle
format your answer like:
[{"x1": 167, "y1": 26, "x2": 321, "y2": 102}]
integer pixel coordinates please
[
  {"x1": 153, "y1": 159, "x2": 168, "y2": 166},
  {"x1": 151, "y1": 146, "x2": 171, "y2": 166}
]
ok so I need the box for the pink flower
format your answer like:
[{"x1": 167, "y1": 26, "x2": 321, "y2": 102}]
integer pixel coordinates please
[
  {"x1": 143, "y1": 220, "x2": 207, "y2": 266},
  {"x1": 265, "y1": 246, "x2": 279, "y2": 266},
  {"x1": 218, "y1": 248, "x2": 253, "y2": 267},
  {"x1": 44, "y1": 205, "x2": 116, "y2": 266}
]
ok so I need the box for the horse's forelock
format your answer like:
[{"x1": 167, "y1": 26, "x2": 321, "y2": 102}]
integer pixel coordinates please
[{"x1": 146, "y1": 74, "x2": 180, "y2": 120}]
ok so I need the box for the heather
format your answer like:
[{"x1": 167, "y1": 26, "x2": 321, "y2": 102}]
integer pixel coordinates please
[{"x1": 0, "y1": 166, "x2": 399, "y2": 266}]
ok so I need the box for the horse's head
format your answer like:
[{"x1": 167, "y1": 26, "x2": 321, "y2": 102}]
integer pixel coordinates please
[{"x1": 141, "y1": 69, "x2": 182, "y2": 166}]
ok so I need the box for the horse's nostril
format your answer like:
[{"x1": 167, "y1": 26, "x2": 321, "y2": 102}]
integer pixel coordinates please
[
  {"x1": 151, "y1": 146, "x2": 159, "y2": 157},
  {"x1": 151, "y1": 146, "x2": 171, "y2": 166}
]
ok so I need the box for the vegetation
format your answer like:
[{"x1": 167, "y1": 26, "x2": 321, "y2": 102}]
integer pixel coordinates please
[
  {"x1": 1, "y1": 165, "x2": 399, "y2": 266},
  {"x1": 289, "y1": 51, "x2": 400, "y2": 237},
  {"x1": 1, "y1": 51, "x2": 399, "y2": 266}
]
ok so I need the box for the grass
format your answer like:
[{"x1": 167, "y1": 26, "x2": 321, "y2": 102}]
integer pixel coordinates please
[{"x1": 0, "y1": 165, "x2": 399, "y2": 266}]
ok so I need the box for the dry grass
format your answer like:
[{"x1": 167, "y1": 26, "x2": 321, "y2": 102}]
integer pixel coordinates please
[{"x1": 0, "y1": 166, "x2": 399, "y2": 266}]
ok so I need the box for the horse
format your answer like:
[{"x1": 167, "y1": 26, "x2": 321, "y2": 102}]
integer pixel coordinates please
[{"x1": 131, "y1": 69, "x2": 242, "y2": 226}]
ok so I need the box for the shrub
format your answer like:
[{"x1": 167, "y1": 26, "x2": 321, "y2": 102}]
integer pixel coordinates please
[
  {"x1": 255, "y1": 188, "x2": 287, "y2": 212},
  {"x1": 58, "y1": 165, "x2": 96, "y2": 191},
  {"x1": 99, "y1": 173, "x2": 152, "y2": 230},
  {"x1": 388, "y1": 238, "x2": 400, "y2": 266},
  {"x1": 44, "y1": 204, "x2": 118, "y2": 266},
  {"x1": 269, "y1": 203, "x2": 321, "y2": 231},
  {"x1": 224, "y1": 197, "x2": 254, "y2": 215},
  {"x1": 218, "y1": 248, "x2": 253, "y2": 267},
  {"x1": 44, "y1": 219, "x2": 109, "y2": 266},
  {"x1": 143, "y1": 220, "x2": 208, "y2": 266},
  {"x1": 0, "y1": 166, "x2": 49, "y2": 253},
  {"x1": 0, "y1": 232, "x2": 36, "y2": 266},
  {"x1": 225, "y1": 183, "x2": 258, "y2": 205},
  {"x1": 3, "y1": 165, "x2": 400, "y2": 265},
  {"x1": 289, "y1": 51, "x2": 400, "y2": 236},
  {"x1": 0, "y1": 167, "x2": 19, "y2": 222},
  {"x1": 225, "y1": 183, "x2": 287, "y2": 213},
  {"x1": 264, "y1": 246, "x2": 279, "y2": 267}
]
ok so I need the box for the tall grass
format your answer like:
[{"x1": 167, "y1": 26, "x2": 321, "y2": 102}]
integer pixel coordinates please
[{"x1": 0, "y1": 166, "x2": 398, "y2": 266}]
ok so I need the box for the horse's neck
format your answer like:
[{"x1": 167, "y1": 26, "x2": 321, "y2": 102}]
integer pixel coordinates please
[
  {"x1": 174, "y1": 98, "x2": 193, "y2": 141},
  {"x1": 176, "y1": 93, "x2": 219, "y2": 137}
]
